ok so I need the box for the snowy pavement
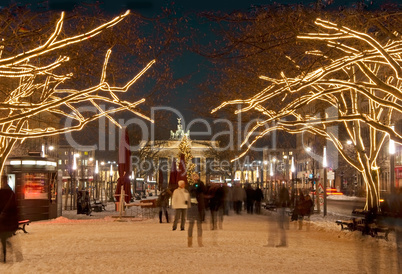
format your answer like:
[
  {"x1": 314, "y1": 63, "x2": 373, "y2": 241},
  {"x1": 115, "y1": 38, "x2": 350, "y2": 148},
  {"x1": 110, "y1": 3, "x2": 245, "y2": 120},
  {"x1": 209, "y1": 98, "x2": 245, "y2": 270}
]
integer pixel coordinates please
[{"x1": 1, "y1": 201, "x2": 398, "y2": 274}]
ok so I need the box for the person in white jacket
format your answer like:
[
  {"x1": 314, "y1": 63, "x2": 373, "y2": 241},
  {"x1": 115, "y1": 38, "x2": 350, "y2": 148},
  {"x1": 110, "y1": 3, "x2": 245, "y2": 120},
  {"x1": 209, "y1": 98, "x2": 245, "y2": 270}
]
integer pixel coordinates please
[{"x1": 172, "y1": 180, "x2": 190, "y2": 231}]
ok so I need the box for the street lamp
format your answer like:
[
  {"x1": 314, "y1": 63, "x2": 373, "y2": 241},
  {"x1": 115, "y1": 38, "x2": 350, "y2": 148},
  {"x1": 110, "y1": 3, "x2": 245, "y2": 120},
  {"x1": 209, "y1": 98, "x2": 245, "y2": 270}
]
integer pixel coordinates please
[
  {"x1": 71, "y1": 153, "x2": 78, "y2": 210},
  {"x1": 389, "y1": 126, "x2": 396, "y2": 194},
  {"x1": 109, "y1": 163, "x2": 114, "y2": 202},
  {"x1": 94, "y1": 160, "x2": 99, "y2": 200},
  {"x1": 323, "y1": 146, "x2": 327, "y2": 217},
  {"x1": 291, "y1": 156, "x2": 296, "y2": 206}
]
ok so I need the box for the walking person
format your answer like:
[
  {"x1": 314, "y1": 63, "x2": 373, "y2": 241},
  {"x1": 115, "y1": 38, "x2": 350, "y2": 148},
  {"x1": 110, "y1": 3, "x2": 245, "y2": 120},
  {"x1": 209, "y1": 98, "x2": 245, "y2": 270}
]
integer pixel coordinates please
[
  {"x1": 0, "y1": 176, "x2": 19, "y2": 263},
  {"x1": 300, "y1": 194, "x2": 314, "y2": 230},
  {"x1": 233, "y1": 183, "x2": 246, "y2": 214},
  {"x1": 245, "y1": 184, "x2": 256, "y2": 214},
  {"x1": 266, "y1": 184, "x2": 290, "y2": 248},
  {"x1": 157, "y1": 189, "x2": 171, "y2": 223},
  {"x1": 255, "y1": 186, "x2": 264, "y2": 214},
  {"x1": 191, "y1": 173, "x2": 206, "y2": 222},
  {"x1": 187, "y1": 184, "x2": 204, "y2": 247},
  {"x1": 172, "y1": 180, "x2": 190, "y2": 231}
]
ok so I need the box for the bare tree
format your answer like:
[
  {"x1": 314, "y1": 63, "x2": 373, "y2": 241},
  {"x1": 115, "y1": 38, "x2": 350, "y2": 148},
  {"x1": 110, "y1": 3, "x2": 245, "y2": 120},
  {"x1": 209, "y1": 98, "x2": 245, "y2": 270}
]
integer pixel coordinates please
[
  {"x1": 213, "y1": 18, "x2": 402, "y2": 211},
  {"x1": 0, "y1": 10, "x2": 156, "y2": 174}
]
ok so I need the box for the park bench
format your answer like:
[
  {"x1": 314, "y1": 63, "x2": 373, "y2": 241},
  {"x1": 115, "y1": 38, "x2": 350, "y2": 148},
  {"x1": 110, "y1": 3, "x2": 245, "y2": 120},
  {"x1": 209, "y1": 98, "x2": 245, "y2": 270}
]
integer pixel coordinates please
[
  {"x1": 17, "y1": 220, "x2": 31, "y2": 234},
  {"x1": 91, "y1": 201, "x2": 106, "y2": 212},
  {"x1": 336, "y1": 218, "x2": 364, "y2": 231},
  {"x1": 263, "y1": 202, "x2": 277, "y2": 211},
  {"x1": 336, "y1": 210, "x2": 393, "y2": 241}
]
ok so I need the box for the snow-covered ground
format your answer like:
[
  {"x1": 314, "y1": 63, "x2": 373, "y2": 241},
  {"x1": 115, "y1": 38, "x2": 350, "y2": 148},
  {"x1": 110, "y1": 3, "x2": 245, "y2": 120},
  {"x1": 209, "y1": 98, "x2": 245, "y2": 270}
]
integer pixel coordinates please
[{"x1": 1, "y1": 199, "x2": 399, "y2": 274}]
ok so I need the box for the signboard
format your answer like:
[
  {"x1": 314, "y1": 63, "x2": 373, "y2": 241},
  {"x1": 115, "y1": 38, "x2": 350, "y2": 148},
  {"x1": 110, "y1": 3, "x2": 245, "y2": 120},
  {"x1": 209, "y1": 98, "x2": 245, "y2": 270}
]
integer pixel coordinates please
[
  {"x1": 327, "y1": 171, "x2": 334, "y2": 180},
  {"x1": 317, "y1": 183, "x2": 324, "y2": 194}
]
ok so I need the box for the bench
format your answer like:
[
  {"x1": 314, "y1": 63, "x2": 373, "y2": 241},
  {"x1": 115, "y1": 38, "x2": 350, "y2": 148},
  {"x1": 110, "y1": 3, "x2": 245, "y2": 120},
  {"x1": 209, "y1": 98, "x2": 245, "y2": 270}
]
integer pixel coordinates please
[
  {"x1": 91, "y1": 201, "x2": 106, "y2": 212},
  {"x1": 336, "y1": 218, "x2": 364, "y2": 231},
  {"x1": 263, "y1": 202, "x2": 277, "y2": 211},
  {"x1": 369, "y1": 224, "x2": 393, "y2": 241},
  {"x1": 336, "y1": 217, "x2": 393, "y2": 241},
  {"x1": 17, "y1": 220, "x2": 31, "y2": 234}
]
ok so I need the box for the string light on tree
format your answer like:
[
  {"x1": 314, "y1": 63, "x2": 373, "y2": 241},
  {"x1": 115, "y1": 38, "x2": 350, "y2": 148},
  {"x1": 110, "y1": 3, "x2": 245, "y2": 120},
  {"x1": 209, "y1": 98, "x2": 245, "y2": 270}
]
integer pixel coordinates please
[
  {"x1": 177, "y1": 135, "x2": 196, "y2": 184},
  {"x1": 0, "y1": 10, "x2": 155, "y2": 176},
  {"x1": 212, "y1": 18, "x2": 402, "y2": 211}
]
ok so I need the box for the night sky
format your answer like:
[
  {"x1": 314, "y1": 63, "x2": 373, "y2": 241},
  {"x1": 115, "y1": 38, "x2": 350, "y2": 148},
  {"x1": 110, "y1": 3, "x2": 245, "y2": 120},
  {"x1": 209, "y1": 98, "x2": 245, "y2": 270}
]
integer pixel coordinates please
[{"x1": 0, "y1": 0, "x2": 393, "y2": 145}]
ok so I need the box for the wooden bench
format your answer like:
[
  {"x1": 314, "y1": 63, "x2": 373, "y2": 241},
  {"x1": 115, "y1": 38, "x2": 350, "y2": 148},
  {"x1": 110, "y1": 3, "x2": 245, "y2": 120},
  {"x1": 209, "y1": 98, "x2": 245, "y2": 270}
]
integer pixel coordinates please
[
  {"x1": 370, "y1": 224, "x2": 393, "y2": 241},
  {"x1": 17, "y1": 220, "x2": 31, "y2": 234},
  {"x1": 264, "y1": 203, "x2": 277, "y2": 211},
  {"x1": 91, "y1": 201, "x2": 106, "y2": 212},
  {"x1": 336, "y1": 218, "x2": 364, "y2": 231},
  {"x1": 336, "y1": 217, "x2": 393, "y2": 241}
]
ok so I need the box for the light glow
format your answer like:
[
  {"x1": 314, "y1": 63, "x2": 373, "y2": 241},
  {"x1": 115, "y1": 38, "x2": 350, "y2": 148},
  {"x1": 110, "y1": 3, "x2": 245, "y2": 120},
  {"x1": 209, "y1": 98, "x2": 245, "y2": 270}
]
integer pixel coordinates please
[
  {"x1": 95, "y1": 160, "x2": 99, "y2": 174},
  {"x1": 0, "y1": 10, "x2": 155, "y2": 178},
  {"x1": 212, "y1": 18, "x2": 401, "y2": 210}
]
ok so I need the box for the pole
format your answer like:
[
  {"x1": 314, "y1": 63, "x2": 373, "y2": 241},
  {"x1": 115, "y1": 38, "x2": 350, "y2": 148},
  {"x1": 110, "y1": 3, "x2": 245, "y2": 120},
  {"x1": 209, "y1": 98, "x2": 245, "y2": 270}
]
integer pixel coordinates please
[
  {"x1": 324, "y1": 167, "x2": 327, "y2": 216},
  {"x1": 390, "y1": 153, "x2": 395, "y2": 193}
]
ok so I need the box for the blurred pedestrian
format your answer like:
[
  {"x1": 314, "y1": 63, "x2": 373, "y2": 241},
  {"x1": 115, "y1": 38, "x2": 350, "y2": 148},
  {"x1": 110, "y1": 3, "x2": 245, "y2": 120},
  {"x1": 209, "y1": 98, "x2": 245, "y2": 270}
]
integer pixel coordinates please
[
  {"x1": 187, "y1": 184, "x2": 204, "y2": 247},
  {"x1": 157, "y1": 189, "x2": 171, "y2": 223},
  {"x1": 299, "y1": 194, "x2": 314, "y2": 230},
  {"x1": 255, "y1": 186, "x2": 264, "y2": 214},
  {"x1": 233, "y1": 184, "x2": 246, "y2": 214},
  {"x1": 245, "y1": 184, "x2": 255, "y2": 214},
  {"x1": 222, "y1": 183, "x2": 231, "y2": 216},
  {"x1": 191, "y1": 173, "x2": 206, "y2": 222},
  {"x1": 0, "y1": 176, "x2": 19, "y2": 263},
  {"x1": 208, "y1": 184, "x2": 224, "y2": 230},
  {"x1": 172, "y1": 180, "x2": 190, "y2": 231},
  {"x1": 265, "y1": 184, "x2": 290, "y2": 248}
]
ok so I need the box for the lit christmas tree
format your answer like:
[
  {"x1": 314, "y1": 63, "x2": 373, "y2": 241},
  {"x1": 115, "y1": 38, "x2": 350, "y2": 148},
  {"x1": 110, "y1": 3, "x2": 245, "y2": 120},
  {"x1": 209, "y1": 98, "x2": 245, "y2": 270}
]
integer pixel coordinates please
[{"x1": 177, "y1": 135, "x2": 196, "y2": 185}]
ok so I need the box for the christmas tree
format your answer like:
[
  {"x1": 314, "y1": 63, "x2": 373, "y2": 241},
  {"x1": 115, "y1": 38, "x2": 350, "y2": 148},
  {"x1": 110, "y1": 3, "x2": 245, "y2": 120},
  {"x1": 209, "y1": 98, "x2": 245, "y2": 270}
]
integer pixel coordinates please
[{"x1": 177, "y1": 135, "x2": 196, "y2": 185}]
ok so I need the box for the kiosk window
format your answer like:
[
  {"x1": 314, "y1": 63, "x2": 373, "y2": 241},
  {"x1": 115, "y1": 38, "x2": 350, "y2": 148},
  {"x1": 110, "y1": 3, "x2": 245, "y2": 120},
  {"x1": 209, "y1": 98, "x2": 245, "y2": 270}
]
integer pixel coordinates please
[{"x1": 23, "y1": 173, "x2": 48, "y2": 199}]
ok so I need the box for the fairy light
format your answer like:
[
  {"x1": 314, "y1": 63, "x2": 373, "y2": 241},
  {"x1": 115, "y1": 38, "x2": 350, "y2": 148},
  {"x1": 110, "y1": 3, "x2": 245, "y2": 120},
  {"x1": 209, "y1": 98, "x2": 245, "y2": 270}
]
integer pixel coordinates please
[
  {"x1": 0, "y1": 11, "x2": 155, "y2": 176},
  {"x1": 212, "y1": 18, "x2": 402, "y2": 211}
]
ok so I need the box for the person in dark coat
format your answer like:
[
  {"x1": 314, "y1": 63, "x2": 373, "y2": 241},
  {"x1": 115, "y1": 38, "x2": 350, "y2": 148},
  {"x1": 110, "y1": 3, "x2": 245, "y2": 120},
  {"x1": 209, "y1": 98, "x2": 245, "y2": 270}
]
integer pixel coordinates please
[
  {"x1": 191, "y1": 173, "x2": 206, "y2": 222},
  {"x1": 254, "y1": 186, "x2": 264, "y2": 214},
  {"x1": 245, "y1": 184, "x2": 256, "y2": 214},
  {"x1": 276, "y1": 185, "x2": 290, "y2": 247},
  {"x1": 208, "y1": 184, "x2": 225, "y2": 230},
  {"x1": 157, "y1": 189, "x2": 171, "y2": 223},
  {"x1": 0, "y1": 177, "x2": 19, "y2": 263},
  {"x1": 187, "y1": 184, "x2": 204, "y2": 247}
]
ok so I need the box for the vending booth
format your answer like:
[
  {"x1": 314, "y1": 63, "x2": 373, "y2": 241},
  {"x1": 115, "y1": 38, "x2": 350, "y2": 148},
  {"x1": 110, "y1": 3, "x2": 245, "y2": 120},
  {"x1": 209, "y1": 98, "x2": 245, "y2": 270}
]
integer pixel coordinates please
[{"x1": 5, "y1": 156, "x2": 59, "y2": 221}]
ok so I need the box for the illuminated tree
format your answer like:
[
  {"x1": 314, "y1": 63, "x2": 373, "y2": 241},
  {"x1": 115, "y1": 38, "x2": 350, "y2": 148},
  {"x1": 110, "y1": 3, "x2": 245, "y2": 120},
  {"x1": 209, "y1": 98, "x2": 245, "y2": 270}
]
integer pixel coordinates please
[
  {"x1": 177, "y1": 135, "x2": 196, "y2": 184},
  {"x1": 0, "y1": 10, "x2": 155, "y2": 175},
  {"x1": 213, "y1": 18, "x2": 402, "y2": 211}
]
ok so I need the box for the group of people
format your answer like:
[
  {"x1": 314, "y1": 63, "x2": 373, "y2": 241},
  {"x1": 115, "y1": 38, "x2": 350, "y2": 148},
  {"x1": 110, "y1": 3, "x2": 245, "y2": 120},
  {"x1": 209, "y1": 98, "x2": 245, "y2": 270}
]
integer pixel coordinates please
[
  {"x1": 158, "y1": 174, "x2": 316, "y2": 248},
  {"x1": 232, "y1": 184, "x2": 264, "y2": 215},
  {"x1": 170, "y1": 173, "x2": 206, "y2": 247},
  {"x1": 291, "y1": 190, "x2": 314, "y2": 230},
  {"x1": 165, "y1": 174, "x2": 273, "y2": 247}
]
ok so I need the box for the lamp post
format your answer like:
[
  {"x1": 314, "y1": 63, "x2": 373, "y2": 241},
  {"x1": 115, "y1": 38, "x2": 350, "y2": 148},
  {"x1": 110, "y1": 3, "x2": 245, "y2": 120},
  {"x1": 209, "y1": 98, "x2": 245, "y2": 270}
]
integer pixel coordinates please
[
  {"x1": 389, "y1": 127, "x2": 396, "y2": 194},
  {"x1": 72, "y1": 153, "x2": 78, "y2": 210},
  {"x1": 272, "y1": 157, "x2": 277, "y2": 199},
  {"x1": 94, "y1": 160, "x2": 99, "y2": 200},
  {"x1": 109, "y1": 163, "x2": 114, "y2": 202},
  {"x1": 323, "y1": 146, "x2": 328, "y2": 217},
  {"x1": 306, "y1": 146, "x2": 318, "y2": 213},
  {"x1": 291, "y1": 156, "x2": 296, "y2": 207},
  {"x1": 269, "y1": 161, "x2": 273, "y2": 201}
]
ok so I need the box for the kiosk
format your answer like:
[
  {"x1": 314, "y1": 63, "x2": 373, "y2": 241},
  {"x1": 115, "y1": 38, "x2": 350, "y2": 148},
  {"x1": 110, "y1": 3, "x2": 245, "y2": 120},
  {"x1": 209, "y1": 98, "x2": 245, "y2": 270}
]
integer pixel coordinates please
[{"x1": 6, "y1": 156, "x2": 58, "y2": 221}]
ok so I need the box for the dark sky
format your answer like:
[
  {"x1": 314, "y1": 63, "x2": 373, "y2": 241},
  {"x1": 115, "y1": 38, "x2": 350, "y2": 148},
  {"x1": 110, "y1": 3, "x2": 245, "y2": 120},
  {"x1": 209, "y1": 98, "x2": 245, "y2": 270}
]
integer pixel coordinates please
[{"x1": 1, "y1": 0, "x2": 391, "y2": 142}]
